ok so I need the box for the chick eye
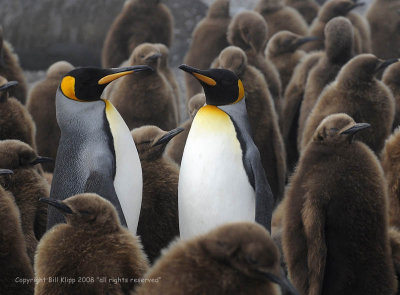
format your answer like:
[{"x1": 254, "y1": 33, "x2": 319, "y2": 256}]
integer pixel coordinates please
[
  {"x1": 246, "y1": 256, "x2": 258, "y2": 265},
  {"x1": 79, "y1": 210, "x2": 90, "y2": 215}
]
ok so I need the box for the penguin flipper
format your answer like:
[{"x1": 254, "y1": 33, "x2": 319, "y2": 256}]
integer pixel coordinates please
[
  {"x1": 84, "y1": 171, "x2": 128, "y2": 227},
  {"x1": 302, "y1": 191, "x2": 327, "y2": 295}
]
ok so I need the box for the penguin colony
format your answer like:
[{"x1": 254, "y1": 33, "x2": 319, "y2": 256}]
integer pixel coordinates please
[{"x1": 3, "y1": 0, "x2": 400, "y2": 294}]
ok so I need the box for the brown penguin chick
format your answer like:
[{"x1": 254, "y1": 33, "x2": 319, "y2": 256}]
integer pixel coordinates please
[
  {"x1": 0, "y1": 27, "x2": 28, "y2": 103},
  {"x1": 302, "y1": 0, "x2": 364, "y2": 53},
  {"x1": 227, "y1": 10, "x2": 282, "y2": 114},
  {"x1": 110, "y1": 43, "x2": 178, "y2": 130},
  {"x1": 35, "y1": 193, "x2": 150, "y2": 295},
  {"x1": 285, "y1": 0, "x2": 320, "y2": 24},
  {"x1": 0, "y1": 171, "x2": 34, "y2": 295},
  {"x1": 183, "y1": 0, "x2": 231, "y2": 100},
  {"x1": 214, "y1": 46, "x2": 286, "y2": 204},
  {"x1": 283, "y1": 113, "x2": 397, "y2": 295},
  {"x1": 383, "y1": 62, "x2": 400, "y2": 130},
  {"x1": 297, "y1": 16, "x2": 354, "y2": 148},
  {"x1": 367, "y1": 0, "x2": 400, "y2": 59},
  {"x1": 165, "y1": 93, "x2": 205, "y2": 165},
  {"x1": 0, "y1": 140, "x2": 51, "y2": 264},
  {"x1": 266, "y1": 31, "x2": 318, "y2": 92},
  {"x1": 281, "y1": 51, "x2": 323, "y2": 174},
  {"x1": 131, "y1": 125, "x2": 183, "y2": 263},
  {"x1": 26, "y1": 61, "x2": 74, "y2": 172},
  {"x1": 389, "y1": 226, "x2": 400, "y2": 290},
  {"x1": 136, "y1": 222, "x2": 298, "y2": 295},
  {"x1": 347, "y1": 11, "x2": 372, "y2": 53},
  {"x1": 381, "y1": 128, "x2": 400, "y2": 228},
  {"x1": 101, "y1": 0, "x2": 174, "y2": 68},
  {"x1": 301, "y1": 54, "x2": 396, "y2": 153},
  {"x1": 0, "y1": 76, "x2": 37, "y2": 150},
  {"x1": 254, "y1": 0, "x2": 309, "y2": 41},
  {"x1": 156, "y1": 43, "x2": 181, "y2": 121}
]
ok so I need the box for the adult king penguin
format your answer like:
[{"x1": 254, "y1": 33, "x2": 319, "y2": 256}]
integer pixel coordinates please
[
  {"x1": 47, "y1": 66, "x2": 153, "y2": 235},
  {"x1": 178, "y1": 65, "x2": 274, "y2": 239}
]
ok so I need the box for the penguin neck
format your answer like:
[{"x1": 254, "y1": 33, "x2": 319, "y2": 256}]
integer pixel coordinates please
[{"x1": 218, "y1": 98, "x2": 253, "y2": 136}]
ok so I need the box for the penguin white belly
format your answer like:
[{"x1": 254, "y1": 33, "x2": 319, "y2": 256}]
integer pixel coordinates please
[
  {"x1": 179, "y1": 105, "x2": 255, "y2": 239},
  {"x1": 104, "y1": 100, "x2": 143, "y2": 234}
]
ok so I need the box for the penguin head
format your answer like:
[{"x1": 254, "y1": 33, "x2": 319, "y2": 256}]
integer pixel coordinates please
[
  {"x1": 154, "y1": 43, "x2": 169, "y2": 69},
  {"x1": 319, "y1": 0, "x2": 364, "y2": 22},
  {"x1": 313, "y1": 113, "x2": 370, "y2": 146},
  {"x1": 180, "y1": 64, "x2": 245, "y2": 106},
  {"x1": 40, "y1": 193, "x2": 121, "y2": 232},
  {"x1": 324, "y1": 17, "x2": 354, "y2": 62},
  {"x1": 207, "y1": 0, "x2": 230, "y2": 18},
  {"x1": 200, "y1": 222, "x2": 299, "y2": 294},
  {"x1": 255, "y1": 0, "x2": 285, "y2": 13},
  {"x1": 131, "y1": 125, "x2": 184, "y2": 160},
  {"x1": 228, "y1": 11, "x2": 268, "y2": 54},
  {"x1": 131, "y1": 43, "x2": 162, "y2": 70},
  {"x1": 188, "y1": 93, "x2": 206, "y2": 119},
  {"x1": 59, "y1": 65, "x2": 152, "y2": 102},
  {"x1": 46, "y1": 61, "x2": 74, "y2": 79},
  {"x1": 383, "y1": 60, "x2": 400, "y2": 87},
  {"x1": 267, "y1": 31, "x2": 319, "y2": 56},
  {"x1": 216, "y1": 46, "x2": 248, "y2": 77},
  {"x1": 0, "y1": 76, "x2": 18, "y2": 103}
]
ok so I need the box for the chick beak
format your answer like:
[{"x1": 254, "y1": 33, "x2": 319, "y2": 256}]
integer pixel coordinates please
[
  {"x1": 0, "y1": 81, "x2": 18, "y2": 92},
  {"x1": 39, "y1": 198, "x2": 73, "y2": 214},
  {"x1": 0, "y1": 169, "x2": 13, "y2": 176},
  {"x1": 375, "y1": 58, "x2": 400, "y2": 74},
  {"x1": 260, "y1": 270, "x2": 299, "y2": 295},
  {"x1": 146, "y1": 52, "x2": 162, "y2": 62},
  {"x1": 154, "y1": 127, "x2": 184, "y2": 146},
  {"x1": 30, "y1": 156, "x2": 53, "y2": 166},
  {"x1": 292, "y1": 36, "x2": 320, "y2": 50}
]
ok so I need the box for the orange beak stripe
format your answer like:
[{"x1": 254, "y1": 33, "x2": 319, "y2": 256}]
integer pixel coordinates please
[
  {"x1": 98, "y1": 70, "x2": 134, "y2": 85},
  {"x1": 193, "y1": 73, "x2": 217, "y2": 86}
]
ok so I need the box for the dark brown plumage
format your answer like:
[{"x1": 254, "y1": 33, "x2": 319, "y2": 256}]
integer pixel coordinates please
[
  {"x1": 131, "y1": 125, "x2": 182, "y2": 264},
  {"x1": 26, "y1": 61, "x2": 74, "y2": 172},
  {"x1": 389, "y1": 226, "x2": 400, "y2": 293},
  {"x1": 254, "y1": 0, "x2": 309, "y2": 41},
  {"x1": 383, "y1": 62, "x2": 400, "y2": 130},
  {"x1": 367, "y1": 0, "x2": 400, "y2": 59},
  {"x1": 0, "y1": 76, "x2": 37, "y2": 151},
  {"x1": 165, "y1": 93, "x2": 205, "y2": 165},
  {"x1": 297, "y1": 17, "x2": 354, "y2": 148},
  {"x1": 285, "y1": 0, "x2": 320, "y2": 24},
  {"x1": 35, "y1": 193, "x2": 149, "y2": 294},
  {"x1": 347, "y1": 11, "x2": 372, "y2": 53},
  {"x1": 0, "y1": 180, "x2": 34, "y2": 295},
  {"x1": 183, "y1": 0, "x2": 231, "y2": 100},
  {"x1": 136, "y1": 222, "x2": 297, "y2": 295},
  {"x1": 0, "y1": 140, "x2": 50, "y2": 264},
  {"x1": 101, "y1": 0, "x2": 174, "y2": 68},
  {"x1": 111, "y1": 43, "x2": 178, "y2": 130},
  {"x1": 214, "y1": 46, "x2": 286, "y2": 204},
  {"x1": 0, "y1": 28, "x2": 28, "y2": 103},
  {"x1": 283, "y1": 113, "x2": 397, "y2": 295},
  {"x1": 227, "y1": 10, "x2": 282, "y2": 113},
  {"x1": 301, "y1": 54, "x2": 395, "y2": 153}
]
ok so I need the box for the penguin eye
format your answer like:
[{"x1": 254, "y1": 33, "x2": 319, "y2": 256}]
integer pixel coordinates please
[
  {"x1": 246, "y1": 255, "x2": 258, "y2": 265},
  {"x1": 79, "y1": 210, "x2": 90, "y2": 215}
]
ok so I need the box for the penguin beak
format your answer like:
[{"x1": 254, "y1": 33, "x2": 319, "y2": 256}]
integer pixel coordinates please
[
  {"x1": 154, "y1": 127, "x2": 184, "y2": 146},
  {"x1": 340, "y1": 123, "x2": 371, "y2": 135},
  {"x1": 375, "y1": 58, "x2": 400, "y2": 74},
  {"x1": 30, "y1": 156, "x2": 53, "y2": 166},
  {"x1": 260, "y1": 271, "x2": 299, "y2": 295},
  {"x1": 350, "y1": 2, "x2": 365, "y2": 10},
  {"x1": 292, "y1": 36, "x2": 320, "y2": 50},
  {"x1": 0, "y1": 81, "x2": 18, "y2": 92},
  {"x1": 146, "y1": 52, "x2": 162, "y2": 62},
  {"x1": 0, "y1": 169, "x2": 13, "y2": 176},
  {"x1": 179, "y1": 64, "x2": 217, "y2": 86},
  {"x1": 39, "y1": 198, "x2": 73, "y2": 214},
  {"x1": 98, "y1": 65, "x2": 154, "y2": 85}
]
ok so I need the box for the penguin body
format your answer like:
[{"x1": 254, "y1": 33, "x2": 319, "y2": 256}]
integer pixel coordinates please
[
  {"x1": 283, "y1": 113, "x2": 397, "y2": 295},
  {"x1": 285, "y1": 0, "x2": 319, "y2": 24},
  {"x1": 0, "y1": 174, "x2": 34, "y2": 295},
  {"x1": 255, "y1": 0, "x2": 309, "y2": 41},
  {"x1": 298, "y1": 17, "x2": 354, "y2": 148},
  {"x1": 26, "y1": 61, "x2": 74, "y2": 172},
  {"x1": 36, "y1": 193, "x2": 149, "y2": 295},
  {"x1": 184, "y1": 0, "x2": 231, "y2": 99},
  {"x1": 389, "y1": 227, "x2": 400, "y2": 291},
  {"x1": 347, "y1": 12, "x2": 372, "y2": 53},
  {"x1": 132, "y1": 125, "x2": 183, "y2": 263},
  {"x1": 383, "y1": 62, "x2": 400, "y2": 130},
  {"x1": 48, "y1": 66, "x2": 152, "y2": 235},
  {"x1": 214, "y1": 46, "x2": 286, "y2": 204},
  {"x1": 136, "y1": 222, "x2": 298, "y2": 295},
  {"x1": 178, "y1": 65, "x2": 273, "y2": 239},
  {"x1": 102, "y1": 0, "x2": 173, "y2": 68},
  {"x1": 301, "y1": 54, "x2": 396, "y2": 153},
  {"x1": 111, "y1": 43, "x2": 178, "y2": 130},
  {"x1": 0, "y1": 140, "x2": 51, "y2": 264}
]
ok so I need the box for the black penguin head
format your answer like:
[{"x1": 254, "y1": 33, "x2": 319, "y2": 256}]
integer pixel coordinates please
[
  {"x1": 40, "y1": 193, "x2": 121, "y2": 232},
  {"x1": 179, "y1": 64, "x2": 245, "y2": 106},
  {"x1": 313, "y1": 113, "x2": 370, "y2": 146},
  {"x1": 59, "y1": 65, "x2": 153, "y2": 102},
  {"x1": 131, "y1": 125, "x2": 184, "y2": 160},
  {"x1": 267, "y1": 31, "x2": 319, "y2": 55},
  {"x1": 0, "y1": 77, "x2": 18, "y2": 103}
]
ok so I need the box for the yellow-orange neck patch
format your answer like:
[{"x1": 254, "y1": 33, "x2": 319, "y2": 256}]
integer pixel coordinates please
[
  {"x1": 60, "y1": 76, "x2": 82, "y2": 102},
  {"x1": 233, "y1": 79, "x2": 245, "y2": 104},
  {"x1": 193, "y1": 73, "x2": 217, "y2": 86}
]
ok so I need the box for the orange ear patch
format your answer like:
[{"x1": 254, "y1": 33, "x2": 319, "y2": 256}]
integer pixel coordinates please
[
  {"x1": 193, "y1": 73, "x2": 217, "y2": 86},
  {"x1": 61, "y1": 76, "x2": 82, "y2": 101},
  {"x1": 233, "y1": 79, "x2": 245, "y2": 104}
]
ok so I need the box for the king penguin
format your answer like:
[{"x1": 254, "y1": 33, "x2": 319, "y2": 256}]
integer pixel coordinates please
[
  {"x1": 47, "y1": 65, "x2": 153, "y2": 235},
  {"x1": 178, "y1": 65, "x2": 274, "y2": 239}
]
